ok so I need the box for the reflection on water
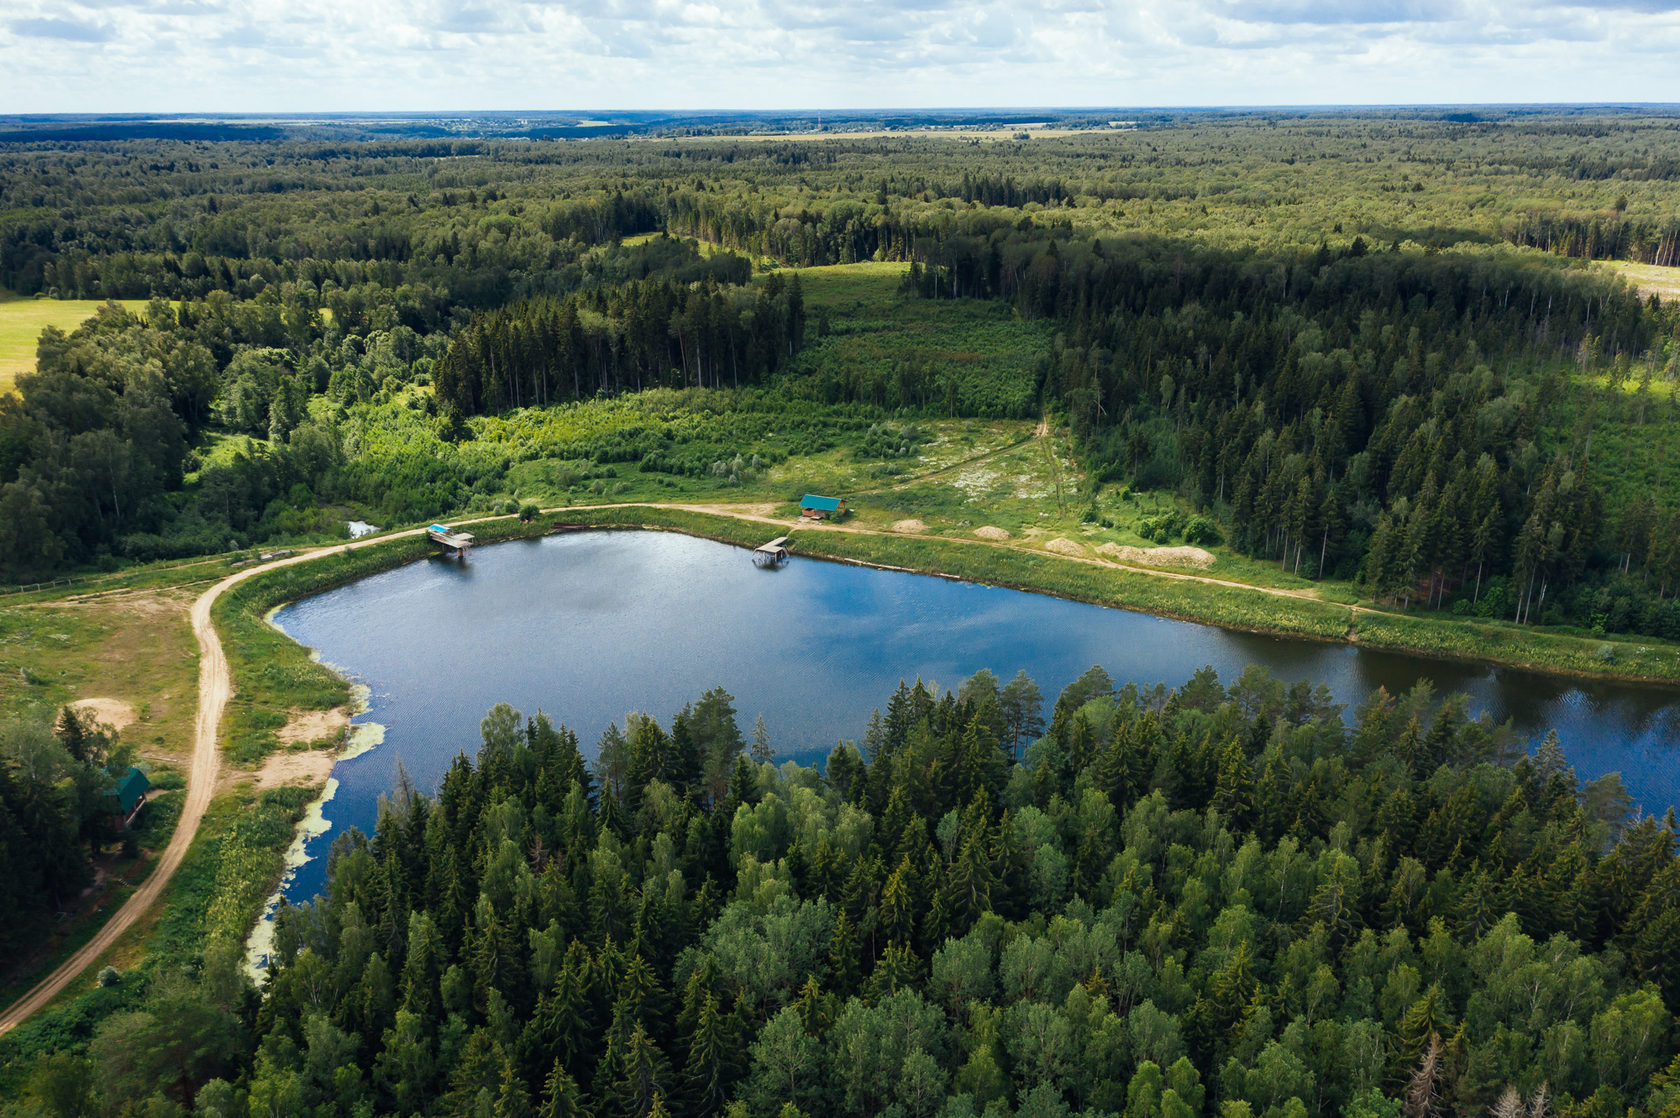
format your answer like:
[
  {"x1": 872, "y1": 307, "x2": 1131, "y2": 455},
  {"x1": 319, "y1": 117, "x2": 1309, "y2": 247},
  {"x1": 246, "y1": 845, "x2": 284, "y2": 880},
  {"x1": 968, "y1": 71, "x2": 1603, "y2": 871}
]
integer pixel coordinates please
[{"x1": 274, "y1": 530, "x2": 1680, "y2": 901}]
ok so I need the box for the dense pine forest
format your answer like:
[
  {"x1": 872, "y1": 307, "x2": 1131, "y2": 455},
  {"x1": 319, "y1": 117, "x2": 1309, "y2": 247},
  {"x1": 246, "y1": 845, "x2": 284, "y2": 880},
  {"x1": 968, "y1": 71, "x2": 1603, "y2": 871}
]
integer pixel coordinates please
[{"x1": 13, "y1": 669, "x2": 1679, "y2": 1117}]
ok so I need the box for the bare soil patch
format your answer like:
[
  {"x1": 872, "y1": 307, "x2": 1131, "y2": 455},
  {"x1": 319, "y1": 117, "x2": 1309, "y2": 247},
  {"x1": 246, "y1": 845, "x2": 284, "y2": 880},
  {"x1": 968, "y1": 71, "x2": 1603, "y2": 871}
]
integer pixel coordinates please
[
  {"x1": 892, "y1": 519, "x2": 929, "y2": 533},
  {"x1": 71, "y1": 697, "x2": 136, "y2": 732},
  {"x1": 1097, "y1": 543, "x2": 1217, "y2": 570},
  {"x1": 277, "y1": 708, "x2": 350, "y2": 746},
  {"x1": 973, "y1": 526, "x2": 1011, "y2": 541},
  {"x1": 253, "y1": 749, "x2": 336, "y2": 791}
]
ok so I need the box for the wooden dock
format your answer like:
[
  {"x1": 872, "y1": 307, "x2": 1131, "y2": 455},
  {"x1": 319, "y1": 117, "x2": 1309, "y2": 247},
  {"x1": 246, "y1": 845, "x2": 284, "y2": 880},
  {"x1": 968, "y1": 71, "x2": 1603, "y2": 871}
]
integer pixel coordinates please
[
  {"x1": 753, "y1": 536, "x2": 791, "y2": 567},
  {"x1": 427, "y1": 524, "x2": 475, "y2": 559}
]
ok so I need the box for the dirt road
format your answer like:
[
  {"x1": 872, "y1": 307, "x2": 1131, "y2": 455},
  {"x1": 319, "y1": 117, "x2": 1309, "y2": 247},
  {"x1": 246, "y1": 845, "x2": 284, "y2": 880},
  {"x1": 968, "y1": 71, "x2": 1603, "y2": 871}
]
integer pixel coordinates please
[{"x1": 0, "y1": 529, "x2": 433, "y2": 1037}]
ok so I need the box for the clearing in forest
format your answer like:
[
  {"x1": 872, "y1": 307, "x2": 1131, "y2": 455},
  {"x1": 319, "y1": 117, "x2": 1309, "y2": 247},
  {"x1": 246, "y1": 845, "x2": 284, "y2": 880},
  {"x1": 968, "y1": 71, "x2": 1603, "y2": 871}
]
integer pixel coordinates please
[{"x1": 0, "y1": 295, "x2": 154, "y2": 394}]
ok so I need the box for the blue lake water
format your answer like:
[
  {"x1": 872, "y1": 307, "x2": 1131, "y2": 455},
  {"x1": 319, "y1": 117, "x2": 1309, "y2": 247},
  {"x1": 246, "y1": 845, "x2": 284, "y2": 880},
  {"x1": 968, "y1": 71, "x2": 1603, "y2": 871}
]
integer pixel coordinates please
[{"x1": 273, "y1": 530, "x2": 1680, "y2": 902}]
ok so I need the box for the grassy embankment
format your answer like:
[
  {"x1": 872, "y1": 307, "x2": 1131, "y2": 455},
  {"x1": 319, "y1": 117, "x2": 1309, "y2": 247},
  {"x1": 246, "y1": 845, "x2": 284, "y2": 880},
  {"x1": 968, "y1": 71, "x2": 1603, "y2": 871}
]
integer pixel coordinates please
[{"x1": 0, "y1": 530, "x2": 476, "y2": 1079}]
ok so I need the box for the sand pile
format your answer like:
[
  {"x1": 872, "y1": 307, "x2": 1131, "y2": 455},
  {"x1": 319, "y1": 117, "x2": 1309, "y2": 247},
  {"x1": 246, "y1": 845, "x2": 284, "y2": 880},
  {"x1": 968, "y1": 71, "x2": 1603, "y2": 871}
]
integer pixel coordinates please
[
  {"x1": 1045, "y1": 538, "x2": 1085, "y2": 556},
  {"x1": 1096, "y1": 543, "x2": 1216, "y2": 570},
  {"x1": 973, "y1": 526, "x2": 1011, "y2": 540},
  {"x1": 892, "y1": 519, "x2": 929, "y2": 533}
]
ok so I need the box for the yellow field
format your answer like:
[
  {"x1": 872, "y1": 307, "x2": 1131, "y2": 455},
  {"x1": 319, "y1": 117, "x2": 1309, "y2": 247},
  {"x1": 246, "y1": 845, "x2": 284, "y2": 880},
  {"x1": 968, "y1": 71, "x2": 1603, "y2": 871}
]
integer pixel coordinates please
[{"x1": 0, "y1": 295, "x2": 152, "y2": 394}]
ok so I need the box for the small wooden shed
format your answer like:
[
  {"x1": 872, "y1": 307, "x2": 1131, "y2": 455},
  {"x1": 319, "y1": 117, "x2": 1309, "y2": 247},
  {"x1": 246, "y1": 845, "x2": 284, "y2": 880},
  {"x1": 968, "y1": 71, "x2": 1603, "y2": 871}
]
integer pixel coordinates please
[
  {"x1": 799, "y1": 494, "x2": 847, "y2": 520},
  {"x1": 106, "y1": 767, "x2": 149, "y2": 831}
]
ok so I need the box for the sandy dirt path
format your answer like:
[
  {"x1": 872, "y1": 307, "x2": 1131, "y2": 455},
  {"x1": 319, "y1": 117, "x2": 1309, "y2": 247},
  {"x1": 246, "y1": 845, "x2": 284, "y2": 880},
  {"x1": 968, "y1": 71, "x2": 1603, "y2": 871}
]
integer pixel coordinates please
[{"x1": 0, "y1": 526, "x2": 443, "y2": 1037}]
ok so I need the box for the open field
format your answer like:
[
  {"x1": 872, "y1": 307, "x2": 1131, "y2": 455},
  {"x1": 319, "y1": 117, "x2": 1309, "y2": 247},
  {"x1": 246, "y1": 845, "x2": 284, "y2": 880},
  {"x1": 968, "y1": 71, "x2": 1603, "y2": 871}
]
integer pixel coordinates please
[
  {"x1": 0, "y1": 295, "x2": 153, "y2": 393},
  {"x1": 1607, "y1": 260, "x2": 1680, "y2": 302}
]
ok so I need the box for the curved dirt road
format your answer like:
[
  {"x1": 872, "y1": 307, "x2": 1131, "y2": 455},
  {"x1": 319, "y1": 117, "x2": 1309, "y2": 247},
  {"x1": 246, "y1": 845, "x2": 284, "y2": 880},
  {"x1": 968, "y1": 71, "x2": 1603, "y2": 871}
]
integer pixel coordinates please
[{"x1": 0, "y1": 532, "x2": 427, "y2": 1037}]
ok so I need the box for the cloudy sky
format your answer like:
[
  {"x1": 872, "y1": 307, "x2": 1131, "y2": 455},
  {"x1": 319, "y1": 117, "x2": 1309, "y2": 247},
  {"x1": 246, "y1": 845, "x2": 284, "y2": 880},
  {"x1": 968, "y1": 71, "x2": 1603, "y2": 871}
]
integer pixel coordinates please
[{"x1": 3, "y1": 0, "x2": 1678, "y2": 113}]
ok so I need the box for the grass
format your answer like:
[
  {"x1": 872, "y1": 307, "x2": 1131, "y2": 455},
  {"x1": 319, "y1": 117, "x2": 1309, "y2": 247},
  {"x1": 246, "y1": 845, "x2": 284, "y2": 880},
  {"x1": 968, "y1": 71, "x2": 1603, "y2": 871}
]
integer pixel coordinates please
[
  {"x1": 0, "y1": 580, "x2": 201, "y2": 1012},
  {"x1": 0, "y1": 588, "x2": 200, "y2": 731},
  {"x1": 0, "y1": 296, "x2": 153, "y2": 394},
  {"x1": 1605, "y1": 260, "x2": 1680, "y2": 302},
  {"x1": 1353, "y1": 610, "x2": 1680, "y2": 682}
]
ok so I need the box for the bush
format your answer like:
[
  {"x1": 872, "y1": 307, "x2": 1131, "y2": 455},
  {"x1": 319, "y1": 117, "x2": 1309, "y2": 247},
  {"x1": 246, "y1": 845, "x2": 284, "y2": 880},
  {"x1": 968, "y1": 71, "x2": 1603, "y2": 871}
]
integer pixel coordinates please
[
  {"x1": 1596, "y1": 642, "x2": 1617, "y2": 663},
  {"x1": 1184, "y1": 516, "x2": 1222, "y2": 547},
  {"x1": 518, "y1": 503, "x2": 539, "y2": 522},
  {"x1": 96, "y1": 966, "x2": 121, "y2": 987}
]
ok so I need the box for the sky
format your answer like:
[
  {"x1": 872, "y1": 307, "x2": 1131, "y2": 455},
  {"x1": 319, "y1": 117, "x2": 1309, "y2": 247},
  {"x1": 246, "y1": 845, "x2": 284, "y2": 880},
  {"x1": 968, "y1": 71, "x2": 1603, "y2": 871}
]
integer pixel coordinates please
[{"x1": 2, "y1": 0, "x2": 1678, "y2": 114}]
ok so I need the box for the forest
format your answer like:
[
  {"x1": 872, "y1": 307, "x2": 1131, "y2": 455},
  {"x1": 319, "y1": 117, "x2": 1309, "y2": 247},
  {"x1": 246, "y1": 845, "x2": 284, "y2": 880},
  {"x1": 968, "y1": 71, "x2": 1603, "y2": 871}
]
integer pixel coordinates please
[
  {"x1": 0, "y1": 705, "x2": 140, "y2": 956},
  {"x1": 6, "y1": 109, "x2": 1680, "y2": 1116},
  {"x1": 8, "y1": 667, "x2": 1678, "y2": 1117},
  {"x1": 2, "y1": 113, "x2": 1680, "y2": 645}
]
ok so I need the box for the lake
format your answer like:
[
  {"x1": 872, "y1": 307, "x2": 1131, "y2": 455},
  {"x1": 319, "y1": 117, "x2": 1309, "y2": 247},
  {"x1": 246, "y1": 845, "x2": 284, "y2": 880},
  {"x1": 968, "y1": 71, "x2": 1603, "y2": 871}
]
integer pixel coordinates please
[{"x1": 272, "y1": 529, "x2": 1680, "y2": 903}]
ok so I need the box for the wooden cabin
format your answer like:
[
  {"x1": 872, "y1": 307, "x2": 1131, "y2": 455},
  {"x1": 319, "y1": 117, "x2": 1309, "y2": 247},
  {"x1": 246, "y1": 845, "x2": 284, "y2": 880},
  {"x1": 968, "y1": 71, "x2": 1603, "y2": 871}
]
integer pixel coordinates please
[
  {"x1": 799, "y1": 494, "x2": 847, "y2": 520},
  {"x1": 106, "y1": 767, "x2": 149, "y2": 831}
]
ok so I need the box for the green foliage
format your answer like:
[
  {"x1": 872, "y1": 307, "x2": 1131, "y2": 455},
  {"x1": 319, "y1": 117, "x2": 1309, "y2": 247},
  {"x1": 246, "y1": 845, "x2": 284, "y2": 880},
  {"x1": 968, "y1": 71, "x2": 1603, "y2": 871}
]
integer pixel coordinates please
[
  {"x1": 28, "y1": 665, "x2": 1658, "y2": 1118},
  {"x1": 0, "y1": 704, "x2": 136, "y2": 955}
]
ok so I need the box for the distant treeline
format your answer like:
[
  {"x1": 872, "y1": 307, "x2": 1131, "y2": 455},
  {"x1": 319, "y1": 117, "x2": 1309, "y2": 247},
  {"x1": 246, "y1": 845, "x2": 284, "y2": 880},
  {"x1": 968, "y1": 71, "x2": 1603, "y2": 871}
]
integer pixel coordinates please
[{"x1": 10, "y1": 111, "x2": 1680, "y2": 308}]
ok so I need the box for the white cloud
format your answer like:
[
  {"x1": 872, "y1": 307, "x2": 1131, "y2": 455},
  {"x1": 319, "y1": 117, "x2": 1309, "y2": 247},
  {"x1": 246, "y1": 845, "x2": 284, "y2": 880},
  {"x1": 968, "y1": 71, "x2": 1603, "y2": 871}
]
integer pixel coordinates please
[{"x1": 0, "y1": 0, "x2": 1676, "y2": 111}]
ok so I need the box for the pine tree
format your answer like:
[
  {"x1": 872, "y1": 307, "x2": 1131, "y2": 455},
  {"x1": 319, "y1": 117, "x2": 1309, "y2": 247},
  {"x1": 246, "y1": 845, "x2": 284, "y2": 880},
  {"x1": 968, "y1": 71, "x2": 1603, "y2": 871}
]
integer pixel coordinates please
[
  {"x1": 828, "y1": 910, "x2": 861, "y2": 996},
  {"x1": 495, "y1": 1049, "x2": 534, "y2": 1118},
  {"x1": 1212, "y1": 736, "x2": 1254, "y2": 827},
  {"x1": 600, "y1": 1021, "x2": 671, "y2": 1118},
  {"x1": 750, "y1": 714, "x2": 775, "y2": 765},
  {"x1": 537, "y1": 1061, "x2": 586, "y2": 1118},
  {"x1": 682, "y1": 992, "x2": 736, "y2": 1115}
]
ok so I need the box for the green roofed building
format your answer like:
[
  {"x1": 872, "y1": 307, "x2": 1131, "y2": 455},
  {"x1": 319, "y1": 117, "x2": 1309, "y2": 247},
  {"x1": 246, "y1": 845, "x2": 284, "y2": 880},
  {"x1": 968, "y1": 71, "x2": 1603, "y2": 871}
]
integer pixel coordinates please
[
  {"x1": 107, "y1": 767, "x2": 149, "y2": 830},
  {"x1": 799, "y1": 494, "x2": 847, "y2": 520}
]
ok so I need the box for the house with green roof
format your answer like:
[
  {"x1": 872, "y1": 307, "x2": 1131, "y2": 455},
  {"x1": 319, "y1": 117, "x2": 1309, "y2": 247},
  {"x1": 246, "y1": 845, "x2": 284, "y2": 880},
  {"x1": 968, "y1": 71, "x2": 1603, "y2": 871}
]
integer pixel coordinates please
[
  {"x1": 799, "y1": 494, "x2": 847, "y2": 520},
  {"x1": 106, "y1": 767, "x2": 149, "y2": 831}
]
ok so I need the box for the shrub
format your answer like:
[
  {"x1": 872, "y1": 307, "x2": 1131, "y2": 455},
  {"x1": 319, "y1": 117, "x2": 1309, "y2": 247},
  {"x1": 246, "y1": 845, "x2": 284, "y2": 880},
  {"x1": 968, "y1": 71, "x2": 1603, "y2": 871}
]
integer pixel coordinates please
[
  {"x1": 1184, "y1": 516, "x2": 1222, "y2": 547},
  {"x1": 96, "y1": 966, "x2": 121, "y2": 987}
]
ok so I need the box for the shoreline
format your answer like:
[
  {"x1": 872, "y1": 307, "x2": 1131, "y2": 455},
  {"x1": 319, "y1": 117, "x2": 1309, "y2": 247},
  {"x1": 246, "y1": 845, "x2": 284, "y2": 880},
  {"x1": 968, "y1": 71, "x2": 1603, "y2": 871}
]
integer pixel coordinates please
[
  {"x1": 239, "y1": 504, "x2": 1680, "y2": 691},
  {"x1": 545, "y1": 507, "x2": 1680, "y2": 690}
]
